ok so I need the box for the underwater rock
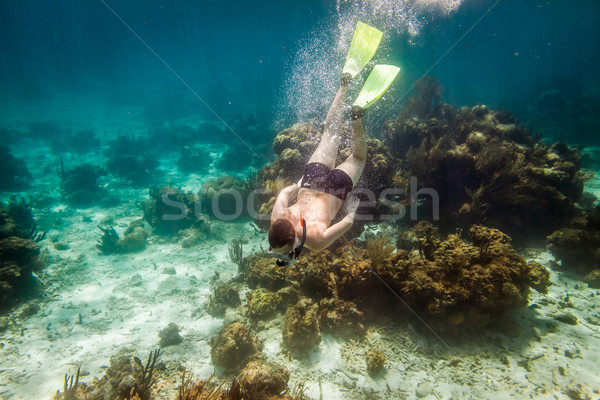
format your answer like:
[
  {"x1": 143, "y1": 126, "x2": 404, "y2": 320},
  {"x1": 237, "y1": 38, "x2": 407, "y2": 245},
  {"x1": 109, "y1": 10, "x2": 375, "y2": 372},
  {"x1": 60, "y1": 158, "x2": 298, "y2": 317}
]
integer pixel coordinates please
[
  {"x1": 105, "y1": 134, "x2": 159, "y2": 186},
  {"x1": 19, "y1": 303, "x2": 41, "y2": 319},
  {"x1": 200, "y1": 175, "x2": 248, "y2": 219},
  {"x1": 118, "y1": 227, "x2": 149, "y2": 253},
  {"x1": 128, "y1": 274, "x2": 143, "y2": 287},
  {"x1": 210, "y1": 322, "x2": 261, "y2": 371},
  {"x1": 416, "y1": 381, "x2": 434, "y2": 398},
  {"x1": 158, "y1": 323, "x2": 183, "y2": 347},
  {"x1": 177, "y1": 145, "x2": 210, "y2": 174},
  {"x1": 0, "y1": 146, "x2": 31, "y2": 191},
  {"x1": 282, "y1": 298, "x2": 321, "y2": 356},
  {"x1": 246, "y1": 288, "x2": 282, "y2": 320},
  {"x1": 144, "y1": 186, "x2": 205, "y2": 235},
  {"x1": 365, "y1": 347, "x2": 386, "y2": 375},
  {"x1": 237, "y1": 360, "x2": 290, "y2": 399},
  {"x1": 206, "y1": 282, "x2": 241, "y2": 317},
  {"x1": 554, "y1": 312, "x2": 578, "y2": 325}
]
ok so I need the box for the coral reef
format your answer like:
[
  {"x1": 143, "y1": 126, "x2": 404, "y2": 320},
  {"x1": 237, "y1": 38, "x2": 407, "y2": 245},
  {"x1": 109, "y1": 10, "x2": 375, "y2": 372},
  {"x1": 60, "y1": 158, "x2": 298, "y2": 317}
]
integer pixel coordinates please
[
  {"x1": 97, "y1": 220, "x2": 149, "y2": 255},
  {"x1": 59, "y1": 161, "x2": 109, "y2": 207},
  {"x1": 318, "y1": 298, "x2": 365, "y2": 338},
  {"x1": 0, "y1": 146, "x2": 31, "y2": 191},
  {"x1": 144, "y1": 186, "x2": 205, "y2": 235},
  {"x1": 244, "y1": 254, "x2": 290, "y2": 291},
  {"x1": 200, "y1": 176, "x2": 248, "y2": 219},
  {"x1": 207, "y1": 282, "x2": 241, "y2": 317},
  {"x1": 244, "y1": 223, "x2": 550, "y2": 334},
  {"x1": 63, "y1": 348, "x2": 160, "y2": 400},
  {"x1": 382, "y1": 80, "x2": 586, "y2": 237},
  {"x1": 547, "y1": 205, "x2": 600, "y2": 274},
  {"x1": 365, "y1": 347, "x2": 386, "y2": 375},
  {"x1": 281, "y1": 298, "x2": 321, "y2": 355},
  {"x1": 210, "y1": 322, "x2": 261, "y2": 372},
  {"x1": 247, "y1": 288, "x2": 282, "y2": 320},
  {"x1": 0, "y1": 197, "x2": 45, "y2": 312},
  {"x1": 237, "y1": 360, "x2": 290, "y2": 399},
  {"x1": 105, "y1": 134, "x2": 159, "y2": 186},
  {"x1": 159, "y1": 323, "x2": 183, "y2": 347}
]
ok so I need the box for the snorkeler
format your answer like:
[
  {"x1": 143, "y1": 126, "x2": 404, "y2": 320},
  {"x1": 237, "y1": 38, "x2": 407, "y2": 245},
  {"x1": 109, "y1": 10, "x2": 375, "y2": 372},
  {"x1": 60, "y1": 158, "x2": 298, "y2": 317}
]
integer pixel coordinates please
[{"x1": 268, "y1": 22, "x2": 400, "y2": 266}]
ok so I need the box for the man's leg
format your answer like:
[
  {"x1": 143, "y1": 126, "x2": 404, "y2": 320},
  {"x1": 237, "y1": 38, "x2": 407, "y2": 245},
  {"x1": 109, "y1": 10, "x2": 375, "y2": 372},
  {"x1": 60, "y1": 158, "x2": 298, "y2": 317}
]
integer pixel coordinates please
[
  {"x1": 307, "y1": 75, "x2": 351, "y2": 168},
  {"x1": 333, "y1": 115, "x2": 367, "y2": 186}
]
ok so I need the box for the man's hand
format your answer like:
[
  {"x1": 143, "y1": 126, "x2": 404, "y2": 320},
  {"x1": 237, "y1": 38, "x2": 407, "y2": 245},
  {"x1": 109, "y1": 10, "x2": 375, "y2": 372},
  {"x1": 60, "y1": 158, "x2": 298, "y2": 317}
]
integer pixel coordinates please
[{"x1": 344, "y1": 195, "x2": 360, "y2": 218}]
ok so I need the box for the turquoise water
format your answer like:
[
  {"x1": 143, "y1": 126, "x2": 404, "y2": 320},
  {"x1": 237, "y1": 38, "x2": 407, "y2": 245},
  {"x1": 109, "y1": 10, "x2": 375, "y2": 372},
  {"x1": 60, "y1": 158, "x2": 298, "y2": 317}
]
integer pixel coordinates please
[{"x1": 1, "y1": 1, "x2": 600, "y2": 399}]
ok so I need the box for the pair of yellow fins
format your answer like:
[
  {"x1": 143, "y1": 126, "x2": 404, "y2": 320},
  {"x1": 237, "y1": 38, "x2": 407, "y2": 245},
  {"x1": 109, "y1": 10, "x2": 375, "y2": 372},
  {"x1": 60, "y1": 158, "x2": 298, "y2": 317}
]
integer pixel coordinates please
[{"x1": 343, "y1": 22, "x2": 400, "y2": 110}]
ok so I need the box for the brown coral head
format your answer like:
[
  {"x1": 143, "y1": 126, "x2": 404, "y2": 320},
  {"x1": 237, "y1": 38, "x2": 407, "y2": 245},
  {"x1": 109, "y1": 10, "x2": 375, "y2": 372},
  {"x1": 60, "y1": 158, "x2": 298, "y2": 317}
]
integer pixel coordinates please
[{"x1": 268, "y1": 219, "x2": 296, "y2": 251}]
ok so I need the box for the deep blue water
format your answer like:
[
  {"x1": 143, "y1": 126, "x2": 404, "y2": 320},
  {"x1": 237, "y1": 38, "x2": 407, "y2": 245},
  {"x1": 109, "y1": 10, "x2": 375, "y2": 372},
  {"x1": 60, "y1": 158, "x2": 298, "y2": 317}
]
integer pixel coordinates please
[{"x1": 1, "y1": 0, "x2": 599, "y2": 144}]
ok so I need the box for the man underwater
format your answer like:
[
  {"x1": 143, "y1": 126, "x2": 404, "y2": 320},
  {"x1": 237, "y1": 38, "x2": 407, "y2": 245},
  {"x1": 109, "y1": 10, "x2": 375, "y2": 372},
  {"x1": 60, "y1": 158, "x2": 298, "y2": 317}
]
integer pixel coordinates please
[{"x1": 268, "y1": 22, "x2": 400, "y2": 266}]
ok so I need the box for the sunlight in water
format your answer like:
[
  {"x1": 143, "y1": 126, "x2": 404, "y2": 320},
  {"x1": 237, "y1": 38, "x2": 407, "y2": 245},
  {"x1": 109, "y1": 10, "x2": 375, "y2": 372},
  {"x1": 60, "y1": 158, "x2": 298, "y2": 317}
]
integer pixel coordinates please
[{"x1": 277, "y1": 0, "x2": 463, "y2": 127}]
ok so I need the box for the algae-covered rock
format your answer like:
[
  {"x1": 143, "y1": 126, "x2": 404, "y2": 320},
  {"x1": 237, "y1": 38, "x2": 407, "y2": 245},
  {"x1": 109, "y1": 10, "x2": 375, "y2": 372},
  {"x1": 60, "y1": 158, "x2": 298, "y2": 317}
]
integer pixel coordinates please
[
  {"x1": 318, "y1": 298, "x2": 365, "y2": 338},
  {"x1": 282, "y1": 298, "x2": 321, "y2": 356},
  {"x1": 247, "y1": 288, "x2": 281, "y2": 319},
  {"x1": 210, "y1": 322, "x2": 261, "y2": 371},
  {"x1": 237, "y1": 360, "x2": 290, "y2": 399},
  {"x1": 245, "y1": 254, "x2": 290, "y2": 291},
  {"x1": 207, "y1": 282, "x2": 241, "y2": 316}
]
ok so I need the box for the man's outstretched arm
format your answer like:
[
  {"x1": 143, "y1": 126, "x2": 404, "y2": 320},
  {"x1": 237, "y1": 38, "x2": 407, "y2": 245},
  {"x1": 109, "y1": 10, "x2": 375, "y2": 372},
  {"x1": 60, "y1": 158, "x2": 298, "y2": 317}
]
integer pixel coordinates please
[{"x1": 319, "y1": 196, "x2": 360, "y2": 250}]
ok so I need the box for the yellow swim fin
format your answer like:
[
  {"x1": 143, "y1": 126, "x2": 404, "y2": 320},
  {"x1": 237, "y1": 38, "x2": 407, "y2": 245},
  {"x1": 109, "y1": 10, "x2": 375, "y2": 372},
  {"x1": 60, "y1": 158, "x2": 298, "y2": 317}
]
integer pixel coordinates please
[
  {"x1": 353, "y1": 64, "x2": 400, "y2": 109},
  {"x1": 342, "y1": 22, "x2": 384, "y2": 78}
]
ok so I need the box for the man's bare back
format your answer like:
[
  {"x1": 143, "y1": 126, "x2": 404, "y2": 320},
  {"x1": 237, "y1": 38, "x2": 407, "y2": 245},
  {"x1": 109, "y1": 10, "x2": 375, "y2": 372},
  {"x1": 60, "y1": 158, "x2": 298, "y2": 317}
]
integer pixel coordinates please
[{"x1": 271, "y1": 186, "x2": 350, "y2": 252}]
